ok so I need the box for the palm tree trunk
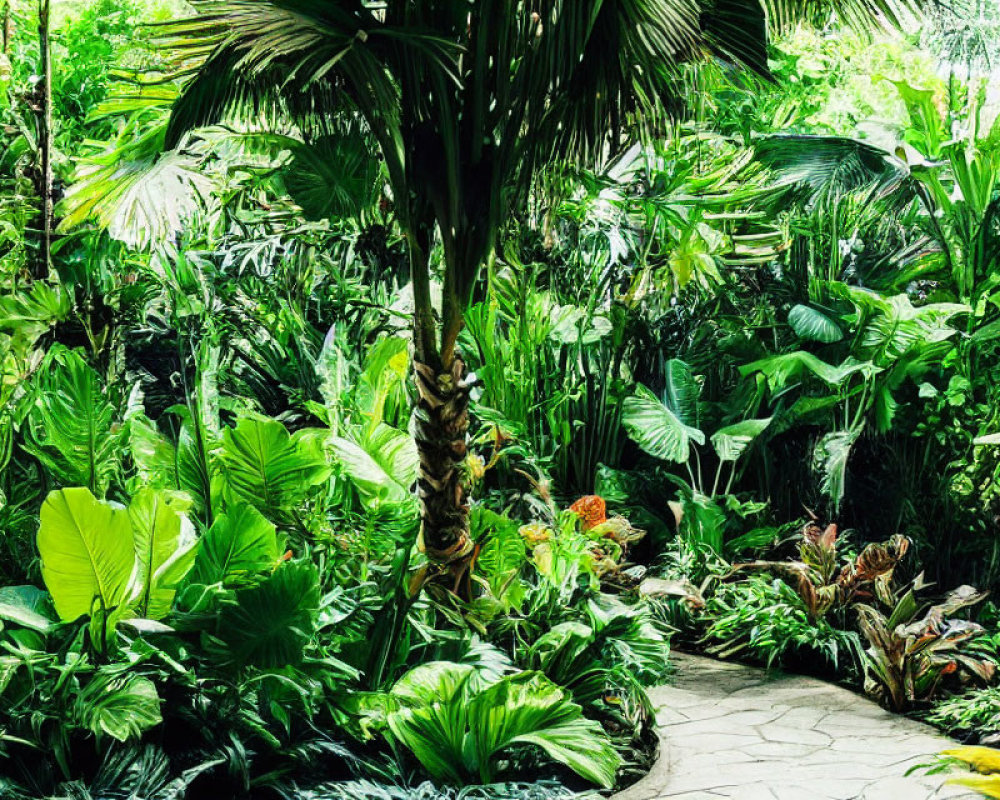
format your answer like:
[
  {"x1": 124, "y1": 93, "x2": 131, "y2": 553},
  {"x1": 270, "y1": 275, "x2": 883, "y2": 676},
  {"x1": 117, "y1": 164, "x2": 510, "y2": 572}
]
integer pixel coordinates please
[
  {"x1": 412, "y1": 355, "x2": 474, "y2": 592},
  {"x1": 408, "y1": 233, "x2": 476, "y2": 595}
]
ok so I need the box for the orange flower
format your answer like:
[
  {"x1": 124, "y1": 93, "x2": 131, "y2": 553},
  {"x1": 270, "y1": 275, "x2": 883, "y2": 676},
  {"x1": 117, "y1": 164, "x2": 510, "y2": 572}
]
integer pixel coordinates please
[{"x1": 569, "y1": 495, "x2": 607, "y2": 531}]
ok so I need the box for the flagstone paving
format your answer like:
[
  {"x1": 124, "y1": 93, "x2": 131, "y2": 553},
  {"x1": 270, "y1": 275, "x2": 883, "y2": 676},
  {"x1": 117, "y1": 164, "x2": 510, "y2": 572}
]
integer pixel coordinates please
[{"x1": 613, "y1": 652, "x2": 979, "y2": 800}]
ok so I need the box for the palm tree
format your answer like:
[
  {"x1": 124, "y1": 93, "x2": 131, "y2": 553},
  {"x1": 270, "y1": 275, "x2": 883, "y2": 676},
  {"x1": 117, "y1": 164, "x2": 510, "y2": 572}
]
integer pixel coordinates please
[{"x1": 155, "y1": 0, "x2": 925, "y2": 592}]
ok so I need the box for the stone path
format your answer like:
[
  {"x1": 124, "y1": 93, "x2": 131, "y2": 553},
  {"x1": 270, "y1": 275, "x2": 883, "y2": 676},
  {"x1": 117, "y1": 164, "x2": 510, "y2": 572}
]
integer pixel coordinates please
[{"x1": 613, "y1": 652, "x2": 978, "y2": 800}]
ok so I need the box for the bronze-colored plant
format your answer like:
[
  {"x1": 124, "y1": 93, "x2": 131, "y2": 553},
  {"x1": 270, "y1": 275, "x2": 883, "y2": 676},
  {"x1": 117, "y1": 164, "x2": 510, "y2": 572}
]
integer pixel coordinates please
[
  {"x1": 732, "y1": 523, "x2": 909, "y2": 618},
  {"x1": 856, "y1": 581, "x2": 995, "y2": 711}
]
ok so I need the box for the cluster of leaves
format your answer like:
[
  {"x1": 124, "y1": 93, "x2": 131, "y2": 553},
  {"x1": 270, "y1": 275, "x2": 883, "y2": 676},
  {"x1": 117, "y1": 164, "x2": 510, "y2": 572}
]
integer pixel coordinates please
[{"x1": 13, "y1": 0, "x2": 1000, "y2": 794}]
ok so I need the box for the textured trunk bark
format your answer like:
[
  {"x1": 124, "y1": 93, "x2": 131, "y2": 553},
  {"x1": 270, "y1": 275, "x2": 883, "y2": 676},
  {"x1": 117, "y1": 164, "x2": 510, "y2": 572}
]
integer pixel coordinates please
[
  {"x1": 412, "y1": 354, "x2": 475, "y2": 595},
  {"x1": 31, "y1": 0, "x2": 53, "y2": 279}
]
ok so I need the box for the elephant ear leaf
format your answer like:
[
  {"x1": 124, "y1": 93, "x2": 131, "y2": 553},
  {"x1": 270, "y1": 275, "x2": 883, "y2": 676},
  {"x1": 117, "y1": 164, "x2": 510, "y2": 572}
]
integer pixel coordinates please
[
  {"x1": 711, "y1": 418, "x2": 773, "y2": 463},
  {"x1": 37, "y1": 488, "x2": 139, "y2": 622},
  {"x1": 788, "y1": 304, "x2": 843, "y2": 343},
  {"x1": 219, "y1": 417, "x2": 329, "y2": 514},
  {"x1": 191, "y1": 503, "x2": 279, "y2": 586},
  {"x1": 128, "y1": 488, "x2": 199, "y2": 619},
  {"x1": 623, "y1": 383, "x2": 705, "y2": 464}
]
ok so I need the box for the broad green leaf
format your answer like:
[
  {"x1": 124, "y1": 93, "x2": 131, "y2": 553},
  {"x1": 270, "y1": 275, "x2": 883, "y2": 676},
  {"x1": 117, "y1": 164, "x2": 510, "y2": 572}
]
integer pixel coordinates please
[
  {"x1": 788, "y1": 304, "x2": 843, "y2": 343},
  {"x1": 127, "y1": 412, "x2": 212, "y2": 513},
  {"x1": 24, "y1": 349, "x2": 122, "y2": 496},
  {"x1": 873, "y1": 386, "x2": 898, "y2": 433},
  {"x1": 675, "y1": 489, "x2": 727, "y2": 553},
  {"x1": 711, "y1": 418, "x2": 772, "y2": 463},
  {"x1": 858, "y1": 295, "x2": 967, "y2": 364},
  {"x1": 127, "y1": 413, "x2": 180, "y2": 488},
  {"x1": 58, "y1": 119, "x2": 209, "y2": 249},
  {"x1": 391, "y1": 661, "x2": 476, "y2": 707},
  {"x1": 813, "y1": 428, "x2": 862, "y2": 511},
  {"x1": 0, "y1": 586, "x2": 56, "y2": 632},
  {"x1": 663, "y1": 359, "x2": 700, "y2": 427},
  {"x1": 622, "y1": 383, "x2": 705, "y2": 464},
  {"x1": 76, "y1": 674, "x2": 162, "y2": 742},
  {"x1": 128, "y1": 489, "x2": 199, "y2": 619},
  {"x1": 469, "y1": 672, "x2": 621, "y2": 787},
  {"x1": 37, "y1": 488, "x2": 139, "y2": 622},
  {"x1": 741, "y1": 351, "x2": 880, "y2": 391},
  {"x1": 331, "y1": 423, "x2": 417, "y2": 506},
  {"x1": 216, "y1": 561, "x2": 320, "y2": 668},
  {"x1": 385, "y1": 664, "x2": 619, "y2": 788},
  {"x1": 191, "y1": 503, "x2": 279, "y2": 586},
  {"x1": 219, "y1": 417, "x2": 330, "y2": 513}
]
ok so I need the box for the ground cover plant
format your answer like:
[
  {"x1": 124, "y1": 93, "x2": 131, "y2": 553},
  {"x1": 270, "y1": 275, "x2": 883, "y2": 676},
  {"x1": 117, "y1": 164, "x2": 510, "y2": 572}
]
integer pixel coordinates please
[{"x1": 10, "y1": 0, "x2": 1000, "y2": 797}]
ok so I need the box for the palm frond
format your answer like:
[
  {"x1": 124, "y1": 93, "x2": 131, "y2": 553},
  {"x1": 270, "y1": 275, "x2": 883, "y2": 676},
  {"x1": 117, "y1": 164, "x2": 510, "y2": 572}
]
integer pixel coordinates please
[
  {"x1": 753, "y1": 134, "x2": 914, "y2": 209},
  {"x1": 157, "y1": 1, "x2": 459, "y2": 149},
  {"x1": 761, "y1": 0, "x2": 932, "y2": 34}
]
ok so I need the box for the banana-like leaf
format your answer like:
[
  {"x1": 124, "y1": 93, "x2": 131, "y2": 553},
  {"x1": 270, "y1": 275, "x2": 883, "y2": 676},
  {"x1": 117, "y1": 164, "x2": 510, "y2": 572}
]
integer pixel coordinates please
[
  {"x1": 219, "y1": 417, "x2": 330, "y2": 513},
  {"x1": 788, "y1": 304, "x2": 843, "y2": 343},
  {"x1": 38, "y1": 488, "x2": 140, "y2": 622},
  {"x1": 216, "y1": 561, "x2": 320, "y2": 668},
  {"x1": 711, "y1": 418, "x2": 773, "y2": 463},
  {"x1": 128, "y1": 489, "x2": 199, "y2": 619},
  {"x1": 623, "y1": 383, "x2": 705, "y2": 465},
  {"x1": 191, "y1": 503, "x2": 279, "y2": 586}
]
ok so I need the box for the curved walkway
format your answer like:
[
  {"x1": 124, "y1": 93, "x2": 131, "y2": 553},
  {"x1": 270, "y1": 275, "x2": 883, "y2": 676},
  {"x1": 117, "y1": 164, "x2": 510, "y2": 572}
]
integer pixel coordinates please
[{"x1": 614, "y1": 652, "x2": 978, "y2": 800}]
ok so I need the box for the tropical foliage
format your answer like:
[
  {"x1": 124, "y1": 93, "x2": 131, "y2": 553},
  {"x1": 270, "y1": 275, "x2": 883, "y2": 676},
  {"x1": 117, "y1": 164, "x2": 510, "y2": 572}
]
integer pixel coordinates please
[{"x1": 9, "y1": 0, "x2": 1000, "y2": 796}]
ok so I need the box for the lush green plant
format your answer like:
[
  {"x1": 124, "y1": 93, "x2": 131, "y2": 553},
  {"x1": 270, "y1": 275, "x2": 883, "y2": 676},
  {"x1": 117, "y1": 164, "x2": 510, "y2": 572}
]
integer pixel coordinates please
[
  {"x1": 375, "y1": 662, "x2": 621, "y2": 787},
  {"x1": 622, "y1": 358, "x2": 772, "y2": 552},
  {"x1": 928, "y1": 687, "x2": 1000, "y2": 743},
  {"x1": 733, "y1": 523, "x2": 910, "y2": 618},
  {"x1": 704, "y1": 573, "x2": 863, "y2": 670},
  {"x1": 36, "y1": 486, "x2": 199, "y2": 642}
]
